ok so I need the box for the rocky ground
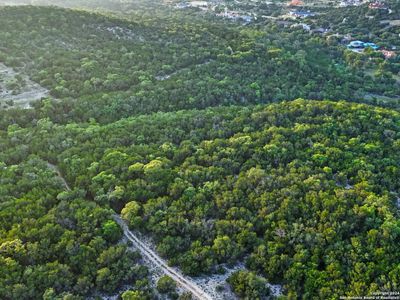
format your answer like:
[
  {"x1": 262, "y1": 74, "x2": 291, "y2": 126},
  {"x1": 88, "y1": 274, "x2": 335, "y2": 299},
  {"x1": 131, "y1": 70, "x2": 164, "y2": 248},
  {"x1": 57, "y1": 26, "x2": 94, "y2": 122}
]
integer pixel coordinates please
[
  {"x1": 113, "y1": 217, "x2": 283, "y2": 300},
  {"x1": 0, "y1": 63, "x2": 49, "y2": 109}
]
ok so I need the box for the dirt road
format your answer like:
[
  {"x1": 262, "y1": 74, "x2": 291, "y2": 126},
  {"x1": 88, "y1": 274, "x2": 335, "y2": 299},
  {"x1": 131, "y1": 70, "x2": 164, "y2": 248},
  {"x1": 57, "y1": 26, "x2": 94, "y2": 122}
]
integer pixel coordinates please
[
  {"x1": 45, "y1": 161, "x2": 212, "y2": 299},
  {"x1": 46, "y1": 162, "x2": 71, "y2": 191},
  {"x1": 113, "y1": 215, "x2": 213, "y2": 300}
]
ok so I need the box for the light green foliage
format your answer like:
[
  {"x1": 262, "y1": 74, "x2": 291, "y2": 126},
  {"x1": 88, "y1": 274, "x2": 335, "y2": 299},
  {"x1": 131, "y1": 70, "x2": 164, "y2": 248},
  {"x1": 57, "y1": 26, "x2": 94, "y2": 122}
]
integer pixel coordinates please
[
  {"x1": 228, "y1": 270, "x2": 270, "y2": 300},
  {"x1": 101, "y1": 220, "x2": 122, "y2": 243},
  {"x1": 121, "y1": 201, "x2": 142, "y2": 229},
  {"x1": 122, "y1": 290, "x2": 146, "y2": 300},
  {"x1": 0, "y1": 158, "x2": 150, "y2": 298},
  {"x1": 2, "y1": 94, "x2": 400, "y2": 298},
  {"x1": 0, "y1": 2, "x2": 399, "y2": 299}
]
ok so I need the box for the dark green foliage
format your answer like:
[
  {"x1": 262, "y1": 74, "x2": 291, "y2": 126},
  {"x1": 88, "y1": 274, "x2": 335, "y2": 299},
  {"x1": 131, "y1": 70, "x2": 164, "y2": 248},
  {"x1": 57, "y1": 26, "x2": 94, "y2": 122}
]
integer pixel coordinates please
[
  {"x1": 178, "y1": 292, "x2": 193, "y2": 300},
  {"x1": 0, "y1": 5, "x2": 398, "y2": 127},
  {"x1": 0, "y1": 3, "x2": 399, "y2": 299},
  {"x1": 101, "y1": 220, "x2": 122, "y2": 243},
  {"x1": 228, "y1": 270, "x2": 271, "y2": 300},
  {"x1": 157, "y1": 275, "x2": 177, "y2": 294},
  {"x1": 0, "y1": 158, "x2": 150, "y2": 298},
  {"x1": 2, "y1": 99, "x2": 399, "y2": 298}
]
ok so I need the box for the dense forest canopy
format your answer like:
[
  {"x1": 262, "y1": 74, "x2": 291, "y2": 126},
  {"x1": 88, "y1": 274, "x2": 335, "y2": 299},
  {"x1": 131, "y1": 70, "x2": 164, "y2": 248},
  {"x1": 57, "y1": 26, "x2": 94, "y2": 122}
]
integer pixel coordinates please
[
  {"x1": 2, "y1": 99, "x2": 400, "y2": 298},
  {"x1": 0, "y1": 4, "x2": 399, "y2": 126},
  {"x1": 0, "y1": 1, "x2": 400, "y2": 299}
]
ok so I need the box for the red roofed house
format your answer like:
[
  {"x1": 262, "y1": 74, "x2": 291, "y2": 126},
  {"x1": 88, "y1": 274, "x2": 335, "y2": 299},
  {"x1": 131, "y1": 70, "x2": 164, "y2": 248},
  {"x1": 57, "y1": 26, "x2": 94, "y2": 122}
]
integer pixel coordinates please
[
  {"x1": 379, "y1": 50, "x2": 396, "y2": 59},
  {"x1": 288, "y1": 0, "x2": 304, "y2": 6},
  {"x1": 369, "y1": 2, "x2": 387, "y2": 9}
]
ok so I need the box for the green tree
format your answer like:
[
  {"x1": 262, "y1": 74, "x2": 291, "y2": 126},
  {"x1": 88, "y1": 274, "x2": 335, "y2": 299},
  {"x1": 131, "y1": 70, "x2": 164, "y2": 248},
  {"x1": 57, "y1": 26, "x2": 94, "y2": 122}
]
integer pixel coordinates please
[
  {"x1": 121, "y1": 201, "x2": 142, "y2": 229},
  {"x1": 157, "y1": 275, "x2": 177, "y2": 294},
  {"x1": 228, "y1": 270, "x2": 271, "y2": 300},
  {"x1": 101, "y1": 220, "x2": 122, "y2": 243}
]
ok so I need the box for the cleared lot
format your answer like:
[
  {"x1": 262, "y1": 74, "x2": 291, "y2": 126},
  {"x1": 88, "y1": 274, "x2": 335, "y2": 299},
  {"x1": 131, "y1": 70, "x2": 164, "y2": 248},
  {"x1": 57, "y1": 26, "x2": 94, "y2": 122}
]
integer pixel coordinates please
[{"x1": 0, "y1": 63, "x2": 49, "y2": 109}]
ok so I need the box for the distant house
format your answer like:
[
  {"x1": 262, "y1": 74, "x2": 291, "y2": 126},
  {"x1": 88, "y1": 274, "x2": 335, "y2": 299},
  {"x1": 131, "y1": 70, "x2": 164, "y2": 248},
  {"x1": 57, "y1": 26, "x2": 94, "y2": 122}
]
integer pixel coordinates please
[
  {"x1": 177, "y1": 1, "x2": 209, "y2": 9},
  {"x1": 291, "y1": 23, "x2": 311, "y2": 31},
  {"x1": 379, "y1": 50, "x2": 396, "y2": 59},
  {"x1": 176, "y1": 2, "x2": 190, "y2": 8},
  {"x1": 363, "y1": 42, "x2": 379, "y2": 50},
  {"x1": 347, "y1": 40, "x2": 380, "y2": 53},
  {"x1": 241, "y1": 15, "x2": 253, "y2": 23},
  {"x1": 289, "y1": 10, "x2": 315, "y2": 18},
  {"x1": 181, "y1": 1, "x2": 209, "y2": 10},
  {"x1": 216, "y1": 10, "x2": 253, "y2": 23},
  {"x1": 341, "y1": 34, "x2": 352, "y2": 43},
  {"x1": 339, "y1": 0, "x2": 363, "y2": 7},
  {"x1": 369, "y1": 2, "x2": 387, "y2": 9},
  {"x1": 311, "y1": 27, "x2": 329, "y2": 35},
  {"x1": 348, "y1": 40, "x2": 365, "y2": 48},
  {"x1": 288, "y1": 0, "x2": 304, "y2": 6},
  {"x1": 189, "y1": 1, "x2": 208, "y2": 7}
]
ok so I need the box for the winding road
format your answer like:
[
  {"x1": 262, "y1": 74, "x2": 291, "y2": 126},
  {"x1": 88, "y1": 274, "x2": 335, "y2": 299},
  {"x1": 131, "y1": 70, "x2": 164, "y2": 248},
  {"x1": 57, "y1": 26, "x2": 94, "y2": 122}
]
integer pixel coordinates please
[{"x1": 113, "y1": 215, "x2": 213, "y2": 300}]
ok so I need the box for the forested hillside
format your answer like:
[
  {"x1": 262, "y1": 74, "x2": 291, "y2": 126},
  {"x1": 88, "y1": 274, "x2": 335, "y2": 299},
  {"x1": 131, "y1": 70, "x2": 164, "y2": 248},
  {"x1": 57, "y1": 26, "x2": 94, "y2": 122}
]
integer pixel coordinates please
[
  {"x1": 0, "y1": 160, "x2": 154, "y2": 298},
  {"x1": 2, "y1": 99, "x2": 400, "y2": 298},
  {"x1": 0, "y1": 3, "x2": 400, "y2": 300},
  {"x1": 0, "y1": 5, "x2": 398, "y2": 125}
]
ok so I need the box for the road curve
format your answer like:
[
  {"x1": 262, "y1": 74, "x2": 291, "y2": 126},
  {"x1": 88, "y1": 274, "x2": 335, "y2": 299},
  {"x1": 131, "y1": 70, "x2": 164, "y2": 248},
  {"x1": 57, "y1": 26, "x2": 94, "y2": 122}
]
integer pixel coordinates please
[{"x1": 113, "y1": 215, "x2": 213, "y2": 300}]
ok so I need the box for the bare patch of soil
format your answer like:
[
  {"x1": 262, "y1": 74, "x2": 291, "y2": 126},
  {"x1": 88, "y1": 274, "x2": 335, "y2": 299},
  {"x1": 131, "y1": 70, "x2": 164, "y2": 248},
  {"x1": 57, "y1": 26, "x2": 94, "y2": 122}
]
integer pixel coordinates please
[{"x1": 0, "y1": 63, "x2": 50, "y2": 109}]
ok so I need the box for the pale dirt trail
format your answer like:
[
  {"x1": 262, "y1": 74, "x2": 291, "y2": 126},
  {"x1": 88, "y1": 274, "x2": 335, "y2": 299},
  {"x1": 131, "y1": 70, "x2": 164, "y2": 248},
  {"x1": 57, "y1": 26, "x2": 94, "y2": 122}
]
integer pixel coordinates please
[
  {"x1": 46, "y1": 162, "x2": 71, "y2": 191},
  {"x1": 46, "y1": 161, "x2": 213, "y2": 299},
  {"x1": 113, "y1": 215, "x2": 213, "y2": 300}
]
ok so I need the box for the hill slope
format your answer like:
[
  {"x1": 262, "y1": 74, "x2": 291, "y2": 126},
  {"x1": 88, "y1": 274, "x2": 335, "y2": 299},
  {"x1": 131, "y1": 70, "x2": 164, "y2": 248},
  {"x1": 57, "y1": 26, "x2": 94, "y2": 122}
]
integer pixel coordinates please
[
  {"x1": 1, "y1": 99, "x2": 399, "y2": 298},
  {"x1": 0, "y1": 6, "x2": 398, "y2": 124}
]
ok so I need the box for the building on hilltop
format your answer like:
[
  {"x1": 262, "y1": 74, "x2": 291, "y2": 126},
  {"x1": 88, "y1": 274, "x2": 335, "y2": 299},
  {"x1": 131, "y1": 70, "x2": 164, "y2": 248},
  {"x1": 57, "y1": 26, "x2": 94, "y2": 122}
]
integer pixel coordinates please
[
  {"x1": 379, "y1": 50, "x2": 396, "y2": 59},
  {"x1": 363, "y1": 42, "x2": 379, "y2": 50},
  {"x1": 311, "y1": 27, "x2": 330, "y2": 35},
  {"x1": 369, "y1": 1, "x2": 388, "y2": 9},
  {"x1": 347, "y1": 40, "x2": 380, "y2": 53},
  {"x1": 339, "y1": 0, "x2": 364, "y2": 7},
  {"x1": 291, "y1": 23, "x2": 311, "y2": 31},
  {"x1": 216, "y1": 9, "x2": 253, "y2": 23},
  {"x1": 289, "y1": 10, "x2": 315, "y2": 18},
  {"x1": 288, "y1": 0, "x2": 304, "y2": 6},
  {"x1": 348, "y1": 40, "x2": 365, "y2": 48}
]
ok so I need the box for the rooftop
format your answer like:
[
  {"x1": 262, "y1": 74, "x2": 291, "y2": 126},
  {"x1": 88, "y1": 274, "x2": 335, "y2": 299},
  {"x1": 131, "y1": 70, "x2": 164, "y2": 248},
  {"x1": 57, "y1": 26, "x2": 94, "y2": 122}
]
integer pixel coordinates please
[
  {"x1": 347, "y1": 41, "x2": 379, "y2": 50},
  {"x1": 289, "y1": 10, "x2": 315, "y2": 18}
]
